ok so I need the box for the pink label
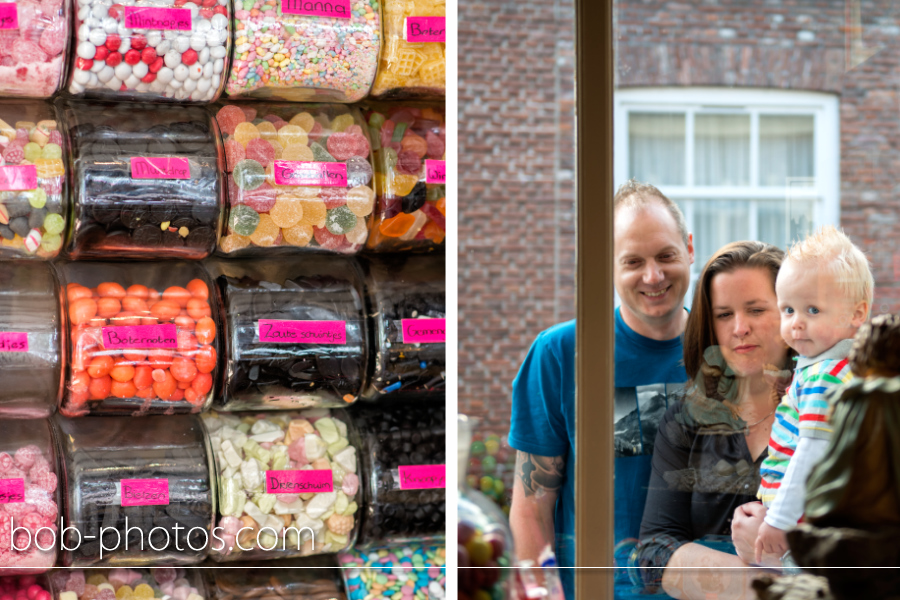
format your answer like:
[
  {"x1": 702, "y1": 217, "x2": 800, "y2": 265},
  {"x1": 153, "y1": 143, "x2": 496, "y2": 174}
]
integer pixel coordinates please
[
  {"x1": 0, "y1": 332, "x2": 28, "y2": 352},
  {"x1": 401, "y1": 318, "x2": 445, "y2": 344},
  {"x1": 265, "y1": 470, "x2": 334, "y2": 494},
  {"x1": 131, "y1": 157, "x2": 191, "y2": 180},
  {"x1": 0, "y1": 479, "x2": 24, "y2": 503},
  {"x1": 121, "y1": 479, "x2": 170, "y2": 507},
  {"x1": 102, "y1": 324, "x2": 178, "y2": 349},
  {"x1": 281, "y1": 0, "x2": 351, "y2": 18},
  {"x1": 0, "y1": 165, "x2": 37, "y2": 191},
  {"x1": 273, "y1": 160, "x2": 348, "y2": 187},
  {"x1": 258, "y1": 319, "x2": 346, "y2": 344},
  {"x1": 399, "y1": 465, "x2": 446, "y2": 490},
  {"x1": 425, "y1": 160, "x2": 446, "y2": 184},
  {"x1": 124, "y1": 6, "x2": 191, "y2": 30},
  {"x1": 405, "y1": 16, "x2": 445, "y2": 42},
  {"x1": 0, "y1": 3, "x2": 18, "y2": 29}
]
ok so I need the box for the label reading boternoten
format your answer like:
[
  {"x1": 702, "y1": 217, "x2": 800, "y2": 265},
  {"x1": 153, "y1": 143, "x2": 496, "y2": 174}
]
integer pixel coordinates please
[
  {"x1": 398, "y1": 465, "x2": 446, "y2": 490},
  {"x1": 102, "y1": 324, "x2": 178, "y2": 349},
  {"x1": 120, "y1": 479, "x2": 170, "y2": 507},
  {"x1": 0, "y1": 332, "x2": 28, "y2": 352},
  {"x1": 124, "y1": 7, "x2": 191, "y2": 30},
  {"x1": 257, "y1": 319, "x2": 347, "y2": 344},
  {"x1": 273, "y1": 160, "x2": 348, "y2": 187},
  {"x1": 401, "y1": 318, "x2": 445, "y2": 344},
  {"x1": 131, "y1": 157, "x2": 191, "y2": 180},
  {"x1": 266, "y1": 470, "x2": 334, "y2": 493}
]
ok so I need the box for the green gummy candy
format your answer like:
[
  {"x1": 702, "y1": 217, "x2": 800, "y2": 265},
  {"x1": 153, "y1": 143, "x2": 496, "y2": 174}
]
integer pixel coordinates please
[
  {"x1": 383, "y1": 147, "x2": 398, "y2": 169},
  {"x1": 28, "y1": 189, "x2": 47, "y2": 209},
  {"x1": 23, "y1": 142, "x2": 42, "y2": 163},
  {"x1": 310, "y1": 142, "x2": 335, "y2": 162},
  {"x1": 426, "y1": 185, "x2": 445, "y2": 201},
  {"x1": 43, "y1": 213, "x2": 64, "y2": 235},
  {"x1": 391, "y1": 122, "x2": 408, "y2": 143},
  {"x1": 368, "y1": 112, "x2": 386, "y2": 129},
  {"x1": 232, "y1": 159, "x2": 265, "y2": 191},
  {"x1": 230, "y1": 204, "x2": 260, "y2": 236},
  {"x1": 40, "y1": 233, "x2": 62, "y2": 253},
  {"x1": 325, "y1": 206, "x2": 357, "y2": 235},
  {"x1": 41, "y1": 143, "x2": 62, "y2": 160},
  {"x1": 368, "y1": 127, "x2": 381, "y2": 151}
]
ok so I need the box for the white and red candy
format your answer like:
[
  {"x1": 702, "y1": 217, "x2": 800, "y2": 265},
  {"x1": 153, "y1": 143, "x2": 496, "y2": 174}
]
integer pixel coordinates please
[
  {"x1": 0, "y1": 0, "x2": 70, "y2": 98},
  {"x1": 0, "y1": 576, "x2": 52, "y2": 600},
  {"x1": 0, "y1": 447, "x2": 59, "y2": 573}
]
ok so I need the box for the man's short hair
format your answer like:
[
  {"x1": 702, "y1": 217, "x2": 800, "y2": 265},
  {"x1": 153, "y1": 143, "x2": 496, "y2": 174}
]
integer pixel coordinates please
[
  {"x1": 783, "y1": 225, "x2": 874, "y2": 306},
  {"x1": 614, "y1": 179, "x2": 689, "y2": 247}
]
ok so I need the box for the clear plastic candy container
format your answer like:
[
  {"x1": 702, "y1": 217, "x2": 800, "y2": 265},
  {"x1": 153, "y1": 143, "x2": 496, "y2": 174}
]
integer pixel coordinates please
[
  {"x1": 208, "y1": 256, "x2": 367, "y2": 411},
  {"x1": 52, "y1": 568, "x2": 207, "y2": 600},
  {"x1": 0, "y1": 576, "x2": 52, "y2": 600},
  {"x1": 0, "y1": 0, "x2": 70, "y2": 98},
  {"x1": 54, "y1": 415, "x2": 215, "y2": 567},
  {"x1": 207, "y1": 556, "x2": 346, "y2": 600},
  {"x1": 214, "y1": 103, "x2": 375, "y2": 256},
  {"x1": 338, "y1": 544, "x2": 446, "y2": 600},
  {"x1": 0, "y1": 262, "x2": 62, "y2": 419},
  {"x1": 0, "y1": 101, "x2": 69, "y2": 259},
  {"x1": 203, "y1": 409, "x2": 361, "y2": 562},
  {"x1": 66, "y1": 0, "x2": 231, "y2": 102},
  {"x1": 353, "y1": 401, "x2": 445, "y2": 548},
  {"x1": 62, "y1": 103, "x2": 224, "y2": 260},
  {"x1": 361, "y1": 255, "x2": 445, "y2": 400},
  {"x1": 363, "y1": 105, "x2": 445, "y2": 252},
  {"x1": 370, "y1": 0, "x2": 445, "y2": 99},
  {"x1": 58, "y1": 261, "x2": 219, "y2": 417},
  {"x1": 224, "y1": 0, "x2": 380, "y2": 103},
  {"x1": 0, "y1": 421, "x2": 61, "y2": 573}
]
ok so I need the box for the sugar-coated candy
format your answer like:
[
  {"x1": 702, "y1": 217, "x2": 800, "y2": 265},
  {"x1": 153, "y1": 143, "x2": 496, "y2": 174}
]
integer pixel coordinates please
[
  {"x1": 245, "y1": 138, "x2": 274, "y2": 168},
  {"x1": 223, "y1": 139, "x2": 246, "y2": 172},
  {"x1": 248, "y1": 213, "x2": 278, "y2": 247},
  {"x1": 269, "y1": 196, "x2": 304, "y2": 229},
  {"x1": 325, "y1": 206, "x2": 358, "y2": 236},
  {"x1": 229, "y1": 205, "x2": 259, "y2": 237},
  {"x1": 0, "y1": 0, "x2": 69, "y2": 97},
  {"x1": 338, "y1": 545, "x2": 446, "y2": 600},
  {"x1": 232, "y1": 159, "x2": 265, "y2": 191}
]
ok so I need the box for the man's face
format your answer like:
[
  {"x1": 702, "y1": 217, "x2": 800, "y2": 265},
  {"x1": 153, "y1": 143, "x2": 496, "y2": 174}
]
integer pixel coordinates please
[{"x1": 614, "y1": 201, "x2": 694, "y2": 329}]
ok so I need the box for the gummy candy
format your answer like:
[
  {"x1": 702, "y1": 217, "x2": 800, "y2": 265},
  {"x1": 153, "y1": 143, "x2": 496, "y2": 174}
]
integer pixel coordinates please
[
  {"x1": 217, "y1": 106, "x2": 247, "y2": 136},
  {"x1": 320, "y1": 188, "x2": 347, "y2": 209},
  {"x1": 402, "y1": 182, "x2": 428, "y2": 213},
  {"x1": 249, "y1": 213, "x2": 279, "y2": 247},
  {"x1": 242, "y1": 183, "x2": 277, "y2": 213},
  {"x1": 41, "y1": 143, "x2": 62, "y2": 159},
  {"x1": 230, "y1": 205, "x2": 260, "y2": 237},
  {"x1": 132, "y1": 585, "x2": 154, "y2": 599},
  {"x1": 311, "y1": 143, "x2": 336, "y2": 162},
  {"x1": 298, "y1": 199, "x2": 327, "y2": 228},
  {"x1": 396, "y1": 150, "x2": 422, "y2": 175},
  {"x1": 325, "y1": 206, "x2": 358, "y2": 235},
  {"x1": 390, "y1": 172, "x2": 420, "y2": 197},
  {"x1": 346, "y1": 186, "x2": 376, "y2": 217},
  {"x1": 313, "y1": 226, "x2": 348, "y2": 251},
  {"x1": 115, "y1": 585, "x2": 133, "y2": 600},
  {"x1": 224, "y1": 139, "x2": 246, "y2": 172},
  {"x1": 290, "y1": 112, "x2": 315, "y2": 132},
  {"x1": 233, "y1": 159, "x2": 266, "y2": 191},
  {"x1": 277, "y1": 125, "x2": 308, "y2": 148},
  {"x1": 401, "y1": 132, "x2": 429, "y2": 158},
  {"x1": 346, "y1": 156, "x2": 374, "y2": 187},
  {"x1": 283, "y1": 223, "x2": 313, "y2": 247},
  {"x1": 282, "y1": 144, "x2": 314, "y2": 161},
  {"x1": 269, "y1": 195, "x2": 304, "y2": 229},
  {"x1": 240, "y1": 106, "x2": 258, "y2": 121},
  {"x1": 345, "y1": 219, "x2": 369, "y2": 245},
  {"x1": 246, "y1": 138, "x2": 276, "y2": 168},
  {"x1": 234, "y1": 122, "x2": 261, "y2": 147},
  {"x1": 220, "y1": 233, "x2": 251, "y2": 253},
  {"x1": 379, "y1": 213, "x2": 416, "y2": 237}
]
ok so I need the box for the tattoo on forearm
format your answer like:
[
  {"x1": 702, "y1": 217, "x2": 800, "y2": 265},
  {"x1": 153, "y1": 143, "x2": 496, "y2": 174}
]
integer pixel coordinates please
[{"x1": 516, "y1": 451, "x2": 565, "y2": 497}]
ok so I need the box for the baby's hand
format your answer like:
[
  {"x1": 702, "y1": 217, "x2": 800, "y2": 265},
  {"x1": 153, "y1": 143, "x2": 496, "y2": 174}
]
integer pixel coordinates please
[{"x1": 754, "y1": 522, "x2": 789, "y2": 564}]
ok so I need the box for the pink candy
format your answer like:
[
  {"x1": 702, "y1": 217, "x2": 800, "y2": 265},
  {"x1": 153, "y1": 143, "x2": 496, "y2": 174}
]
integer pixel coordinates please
[{"x1": 342, "y1": 472, "x2": 359, "y2": 496}]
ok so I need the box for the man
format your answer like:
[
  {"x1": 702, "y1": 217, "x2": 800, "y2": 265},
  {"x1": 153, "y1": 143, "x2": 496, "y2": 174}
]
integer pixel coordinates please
[{"x1": 508, "y1": 180, "x2": 694, "y2": 599}]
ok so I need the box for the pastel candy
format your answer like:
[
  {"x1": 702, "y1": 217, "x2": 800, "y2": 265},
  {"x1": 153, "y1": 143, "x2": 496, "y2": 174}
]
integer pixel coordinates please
[{"x1": 24, "y1": 228, "x2": 42, "y2": 252}]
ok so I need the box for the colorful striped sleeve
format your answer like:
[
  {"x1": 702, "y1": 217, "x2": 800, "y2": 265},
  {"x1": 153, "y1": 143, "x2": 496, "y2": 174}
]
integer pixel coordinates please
[{"x1": 796, "y1": 357, "x2": 853, "y2": 440}]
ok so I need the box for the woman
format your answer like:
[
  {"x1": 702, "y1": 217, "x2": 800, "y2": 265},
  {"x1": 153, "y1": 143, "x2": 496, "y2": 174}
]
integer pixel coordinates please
[{"x1": 632, "y1": 241, "x2": 794, "y2": 598}]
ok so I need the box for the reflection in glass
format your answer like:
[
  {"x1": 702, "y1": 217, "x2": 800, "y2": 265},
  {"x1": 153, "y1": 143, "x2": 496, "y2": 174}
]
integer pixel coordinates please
[
  {"x1": 694, "y1": 114, "x2": 751, "y2": 186},
  {"x1": 629, "y1": 113, "x2": 686, "y2": 185},
  {"x1": 759, "y1": 115, "x2": 814, "y2": 187}
]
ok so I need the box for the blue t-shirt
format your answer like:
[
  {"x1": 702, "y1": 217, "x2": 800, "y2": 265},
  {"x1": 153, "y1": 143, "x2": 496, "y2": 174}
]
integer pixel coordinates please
[{"x1": 509, "y1": 309, "x2": 688, "y2": 599}]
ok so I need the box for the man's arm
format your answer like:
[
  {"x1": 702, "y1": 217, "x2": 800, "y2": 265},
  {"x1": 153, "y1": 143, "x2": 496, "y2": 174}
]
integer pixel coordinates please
[{"x1": 509, "y1": 450, "x2": 565, "y2": 563}]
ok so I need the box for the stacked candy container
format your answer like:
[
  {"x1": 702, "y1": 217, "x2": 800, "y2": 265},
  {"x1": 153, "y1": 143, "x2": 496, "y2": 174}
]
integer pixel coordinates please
[
  {"x1": 214, "y1": 103, "x2": 375, "y2": 256},
  {"x1": 370, "y1": 0, "x2": 445, "y2": 99},
  {"x1": 353, "y1": 401, "x2": 445, "y2": 548},
  {"x1": 0, "y1": 101, "x2": 68, "y2": 259},
  {"x1": 0, "y1": 420, "x2": 61, "y2": 573},
  {"x1": 53, "y1": 415, "x2": 215, "y2": 566},
  {"x1": 57, "y1": 261, "x2": 219, "y2": 417},
  {"x1": 207, "y1": 557, "x2": 347, "y2": 600},
  {"x1": 338, "y1": 545, "x2": 446, "y2": 600},
  {"x1": 62, "y1": 103, "x2": 224, "y2": 260},
  {"x1": 0, "y1": 576, "x2": 52, "y2": 600},
  {"x1": 224, "y1": 0, "x2": 380, "y2": 102},
  {"x1": 66, "y1": 0, "x2": 231, "y2": 102},
  {"x1": 363, "y1": 105, "x2": 445, "y2": 252},
  {"x1": 361, "y1": 255, "x2": 445, "y2": 401},
  {"x1": 52, "y1": 569, "x2": 207, "y2": 600},
  {"x1": 203, "y1": 409, "x2": 361, "y2": 561},
  {"x1": 0, "y1": 0, "x2": 69, "y2": 98},
  {"x1": 208, "y1": 256, "x2": 367, "y2": 410},
  {"x1": 0, "y1": 262, "x2": 62, "y2": 419}
]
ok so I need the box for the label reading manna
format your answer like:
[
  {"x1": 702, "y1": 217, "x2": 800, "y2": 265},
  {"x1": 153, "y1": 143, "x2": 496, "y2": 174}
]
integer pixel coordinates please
[
  {"x1": 124, "y1": 7, "x2": 191, "y2": 30},
  {"x1": 266, "y1": 470, "x2": 334, "y2": 493},
  {"x1": 425, "y1": 160, "x2": 446, "y2": 184},
  {"x1": 280, "y1": 0, "x2": 351, "y2": 18},
  {"x1": 404, "y1": 16, "x2": 445, "y2": 42},
  {"x1": 258, "y1": 319, "x2": 347, "y2": 344},
  {"x1": 131, "y1": 157, "x2": 191, "y2": 180},
  {"x1": 0, "y1": 332, "x2": 28, "y2": 352},
  {"x1": 121, "y1": 479, "x2": 170, "y2": 507},
  {"x1": 0, "y1": 479, "x2": 24, "y2": 503},
  {"x1": 273, "y1": 160, "x2": 348, "y2": 187},
  {"x1": 0, "y1": 3, "x2": 18, "y2": 29},
  {"x1": 399, "y1": 465, "x2": 446, "y2": 490},
  {"x1": 102, "y1": 324, "x2": 178, "y2": 349},
  {"x1": 401, "y1": 318, "x2": 445, "y2": 344},
  {"x1": 0, "y1": 165, "x2": 37, "y2": 191}
]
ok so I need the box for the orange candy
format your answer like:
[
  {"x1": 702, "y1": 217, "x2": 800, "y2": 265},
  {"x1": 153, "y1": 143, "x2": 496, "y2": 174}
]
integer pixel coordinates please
[
  {"x1": 192, "y1": 372, "x2": 213, "y2": 395},
  {"x1": 114, "y1": 311, "x2": 142, "y2": 327},
  {"x1": 126, "y1": 284, "x2": 150, "y2": 298},
  {"x1": 170, "y1": 357, "x2": 198, "y2": 382},
  {"x1": 67, "y1": 284, "x2": 93, "y2": 302},
  {"x1": 70, "y1": 298, "x2": 98, "y2": 325},
  {"x1": 175, "y1": 315, "x2": 195, "y2": 332},
  {"x1": 150, "y1": 300, "x2": 180, "y2": 321},
  {"x1": 152, "y1": 369, "x2": 177, "y2": 400},
  {"x1": 148, "y1": 349, "x2": 174, "y2": 369},
  {"x1": 379, "y1": 213, "x2": 416, "y2": 237},
  {"x1": 186, "y1": 298, "x2": 211, "y2": 320},
  {"x1": 87, "y1": 355, "x2": 114, "y2": 379},
  {"x1": 177, "y1": 331, "x2": 198, "y2": 351},
  {"x1": 122, "y1": 296, "x2": 150, "y2": 313},
  {"x1": 193, "y1": 345, "x2": 216, "y2": 374},
  {"x1": 163, "y1": 286, "x2": 192, "y2": 308},
  {"x1": 110, "y1": 380, "x2": 137, "y2": 399},
  {"x1": 97, "y1": 297, "x2": 122, "y2": 318},
  {"x1": 187, "y1": 279, "x2": 209, "y2": 300},
  {"x1": 97, "y1": 282, "x2": 126, "y2": 298},
  {"x1": 194, "y1": 317, "x2": 216, "y2": 345},
  {"x1": 71, "y1": 371, "x2": 91, "y2": 394},
  {"x1": 133, "y1": 366, "x2": 153, "y2": 390},
  {"x1": 88, "y1": 375, "x2": 111, "y2": 400},
  {"x1": 400, "y1": 132, "x2": 428, "y2": 158},
  {"x1": 110, "y1": 363, "x2": 135, "y2": 383}
]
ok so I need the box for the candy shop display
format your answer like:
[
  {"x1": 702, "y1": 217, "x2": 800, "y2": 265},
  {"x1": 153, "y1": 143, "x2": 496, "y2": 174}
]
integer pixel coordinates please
[
  {"x1": 465, "y1": 432, "x2": 515, "y2": 517},
  {"x1": 207, "y1": 256, "x2": 367, "y2": 410},
  {"x1": 339, "y1": 545, "x2": 446, "y2": 600},
  {"x1": 0, "y1": 0, "x2": 70, "y2": 98},
  {"x1": 0, "y1": 576, "x2": 52, "y2": 600},
  {"x1": 207, "y1": 557, "x2": 347, "y2": 600},
  {"x1": 202, "y1": 409, "x2": 362, "y2": 561},
  {"x1": 0, "y1": 262, "x2": 62, "y2": 418},
  {"x1": 361, "y1": 255, "x2": 445, "y2": 401},
  {"x1": 66, "y1": 0, "x2": 231, "y2": 102},
  {"x1": 353, "y1": 401, "x2": 445, "y2": 548},
  {"x1": 54, "y1": 415, "x2": 215, "y2": 566},
  {"x1": 224, "y1": 0, "x2": 381, "y2": 103},
  {"x1": 0, "y1": 101, "x2": 69, "y2": 259},
  {"x1": 51, "y1": 568, "x2": 207, "y2": 600},
  {"x1": 363, "y1": 105, "x2": 445, "y2": 252},
  {"x1": 214, "y1": 103, "x2": 375, "y2": 256},
  {"x1": 0, "y1": 420, "x2": 61, "y2": 573},
  {"x1": 57, "y1": 261, "x2": 219, "y2": 417},
  {"x1": 62, "y1": 103, "x2": 224, "y2": 260},
  {"x1": 370, "y1": 0, "x2": 445, "y2": 99}
]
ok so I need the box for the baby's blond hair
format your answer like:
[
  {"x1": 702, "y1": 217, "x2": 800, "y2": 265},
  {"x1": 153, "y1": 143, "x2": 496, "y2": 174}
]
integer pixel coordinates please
[{"x1": 783, "y1": 226, "x2": 874, "y2": 307}]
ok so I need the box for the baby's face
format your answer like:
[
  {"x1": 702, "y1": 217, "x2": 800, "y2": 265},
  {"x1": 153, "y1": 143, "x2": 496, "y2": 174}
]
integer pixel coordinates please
[{"x1": 776, "y1": 260, "x2": 867, "y2": 357}]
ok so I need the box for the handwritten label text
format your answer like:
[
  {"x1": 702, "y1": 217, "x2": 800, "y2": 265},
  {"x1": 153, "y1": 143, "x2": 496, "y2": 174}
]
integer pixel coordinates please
[
  {"x1": 258, "y1": 319, "x2": 347, "y2": 344},
  {"x1": 131, "y1": 157, "x2": 191, "y2": 180},
  {"x1": 0, "y1": 3, "x2": 18, "y2": 29},
  {"x1": 124, "y1": 7, "x2": 191, "y2": 30},
  {"x1": 121, "y1": 479, "x2": 170, "y2": 507},
  {"x1": 398, "y1": 465, "x2": 446, "y2": 490},
  {"x1": 281, "y1": 0, "x2": 350, "y2": 18},
  {"x1": 102, "y1": 324, "x2": 178, "y2": 349},
  {"x1": 401, "y1": 318, "x2": 445, "y2": 344},
  {"x1": 266, "y1": 470, "x2": 334, "y2": 493},
  {"x1": 273, "y1": 160, "x2": 348, "y2": 187},
  {"x1": 0, "y1": 332, "x2": 28, "y2": 352},
  {"x1": 405, "y1": 16, "x2": 445, "y2": 42},
  {"x1": 0, "y1": 165, "x2": 37, "y2": 191},
  {"x1": 0, "y1": 479, "x2": 24, "y2": 503}
]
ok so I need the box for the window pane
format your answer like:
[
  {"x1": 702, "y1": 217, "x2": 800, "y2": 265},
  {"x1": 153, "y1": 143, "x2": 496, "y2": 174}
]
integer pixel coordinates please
[
  {"x1": 690, "y1": 199, "x2": 751, "y2": 267},
  {"x1": 694, "y1": 114, "x2": 751, "y2": 186},
  {"x1": 760, "y1": 115, "x2": 815, "y2": 186},
  {"x1": 629, "y1": 112, "x2": 685, "y2": 185},
  {"x1": 757, "y1": 198, "x2": 815, "y2": 249}
]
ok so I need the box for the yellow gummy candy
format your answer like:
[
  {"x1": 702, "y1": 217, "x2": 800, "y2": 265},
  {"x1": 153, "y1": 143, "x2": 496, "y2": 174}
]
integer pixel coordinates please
[
  {"x1": 289, "y1": 112, "x2": 315, "y2": 132},
  {"x1": 345, "y1": 218, "x2": 369, "y2": 245},
  {"x1": 250, "y1": 213, "x2": 280, "y2": 246},
  {"x1": 283, "y1": 222, "x2": 314, "y2": 247},
  {"x1": 256, "y1": 121, "x2": 278, "y2": 141},
  {"x1": 269, "y1": 195, "x2": 305, "y2": 228},
  {"x1": 277, "y1": 125, "x2": 308, "y2": 148},
  {"x1": 219, "y1": 233, "x2": 251, "y2": 253},
  {"x1": 86, "y1": 575, "x2": 108, "y2": 587},
  {"x1": 390, "y1": 173, "x2": 419, "y2": 197},
  {"x1": 115, "y1": 586, "x2": 134, "y2": 600},
  {"x1": 330, "y1": 113, "x2": 355, "y2": 133},
  {"x1": 234, "y1": 122, "x2": 260, "y2": 147},
  {"x1": 298, "y1": 199, "x2": 327, "y2": 228},
  {"x1": 281, "y1": 144, "x2": 314, "y2": 161},
  {"x1": 271, "y1": 140, "x2": 285, "y2": 160},
  {"x1": 346, "y1": 186, "x2": 375, "y2": 217},
  {"x1": 133, "y1": 585, "x2": 154, "y2": 599}
]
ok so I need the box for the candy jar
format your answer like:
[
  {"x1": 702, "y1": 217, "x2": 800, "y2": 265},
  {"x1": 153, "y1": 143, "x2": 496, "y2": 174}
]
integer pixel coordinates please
[
  {"x1": 0, "y1": 420, "x2": 61, "y2": 573},
  {"x1": 53, "y1": 415, "x2": 215, "y2": 566},
  {"x1": 353, "y1": 401, "x2": 445, "y2": 548},
  {"x1": 361, "y1": 255, "x2": 445, "y2": 400},
  {"x1": 224, "y1": 1, "x2": 380, "y2": 103},
  {"x1": 207, "y1": 256, "x2": 367, "y2": 410},
  {"x1": 0, "y1": 262, "x2": 62, "y2": 418},
  {"x1": 202, "y1": 409, "x2": 362, "y2": 562},
  {"x1": 0, "y1": 101, "x2": 69, "y2": 259},
  {"x1": 339, "y1": 544, "x2": 446, "y2": 600},
  {"x1": 52, "y1": 568, "x2": 208, "y2": 600},
  {"x1": 66, "y1": 0, "x2": 231, "y2": 102},
  {"x1": 214, "y1": 103, "x2": 375, "y2": 256},
  {"x1": 0, "y1": 576, "x2": 52, "y2": 600},
  {"x1": 363, "y1": 105, "x2": 445, "y2": 252},
  {"x1": 207, "y1": 556, "x2": 346, "y2": 600},
  {"x1": 370, "y1": 0, "x2": 445, "y2": 99},
  {"x1": 61, "y1": 103, "x2": 224, "y2": 260},
  {"x1": 0, "y1": 0, "x2": 70, "y2": 98},
  {"x1": 57, "y1": 261, "x2": 219, "y2": 417}
]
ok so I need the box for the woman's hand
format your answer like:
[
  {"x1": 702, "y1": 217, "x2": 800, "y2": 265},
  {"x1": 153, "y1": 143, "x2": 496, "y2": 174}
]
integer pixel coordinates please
[
  {"x1": 731, "y1": 502, "x2": 766, "y2": 564},
  {"x1": 754, "y1": 521, "x2": 789, "y2": 564}
]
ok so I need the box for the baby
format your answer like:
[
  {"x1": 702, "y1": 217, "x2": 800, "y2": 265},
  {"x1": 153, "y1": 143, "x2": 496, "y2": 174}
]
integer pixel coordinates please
[{"x1": 755, "y1": 226, "x2": 873, "y2": 562}]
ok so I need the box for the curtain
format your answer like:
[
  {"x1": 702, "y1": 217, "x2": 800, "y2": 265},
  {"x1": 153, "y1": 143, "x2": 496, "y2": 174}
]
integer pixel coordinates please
[
  {"x1": 759, "y1": 115, "x2": 815, "y2": 187},
  {"x1": 629, "y1": 112, "x2": 685, "y2": 185},
  {"x1": 694, "y1": 114, "x2": 751, "y2": 186}
]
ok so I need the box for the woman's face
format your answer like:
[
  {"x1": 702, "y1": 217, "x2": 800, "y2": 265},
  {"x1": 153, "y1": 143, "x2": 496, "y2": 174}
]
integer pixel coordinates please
[{"x1": 710, "y1": 267, "x2": 788, "y2": 378}]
